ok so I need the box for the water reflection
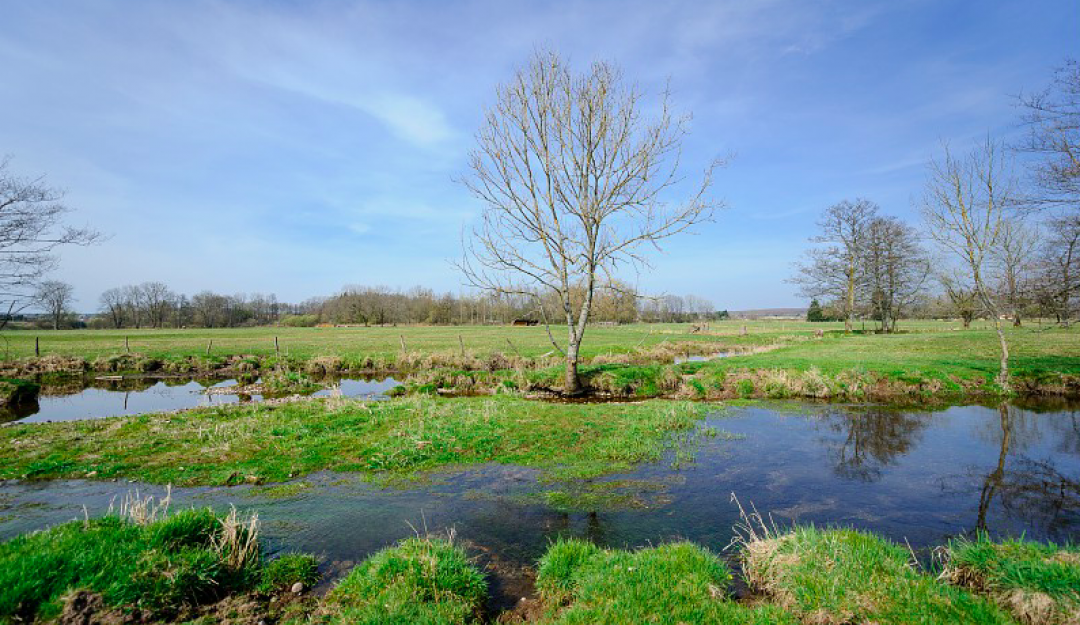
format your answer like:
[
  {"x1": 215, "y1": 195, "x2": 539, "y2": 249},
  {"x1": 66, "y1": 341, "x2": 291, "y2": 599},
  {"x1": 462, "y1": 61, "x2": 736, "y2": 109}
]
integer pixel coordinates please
[
  {"x1": 2, "y1": 401, "x2": 1078, "y2": 607},
  {"x1": 819, "y1": 408, "x2": 931, "y2": 481},
  {"x1": 0, "y1": 375, "x2": 400, "y2": 424}
]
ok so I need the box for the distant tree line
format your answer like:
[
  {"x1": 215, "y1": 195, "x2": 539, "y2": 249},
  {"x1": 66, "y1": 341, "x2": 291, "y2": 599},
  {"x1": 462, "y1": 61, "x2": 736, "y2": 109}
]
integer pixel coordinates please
[{"x1": 20, "y1": 282, "x2": 720, "y2": 330}]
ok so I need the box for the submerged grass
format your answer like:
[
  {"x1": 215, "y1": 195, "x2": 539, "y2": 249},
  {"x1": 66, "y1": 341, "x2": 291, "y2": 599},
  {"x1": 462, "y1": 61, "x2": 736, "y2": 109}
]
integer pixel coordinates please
[
  {"x1": 0, "y1": 396, "x2": 714, "y2": 486},
  {"x1": 943, "y1": 534, "x2": 1080, "y2": 624}
]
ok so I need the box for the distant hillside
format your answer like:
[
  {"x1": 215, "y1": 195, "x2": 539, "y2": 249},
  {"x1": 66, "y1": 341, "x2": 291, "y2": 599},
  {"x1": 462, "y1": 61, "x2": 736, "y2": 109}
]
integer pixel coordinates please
[{"x1": 728, "y1": 308, "x2": 807, "y2": 319}]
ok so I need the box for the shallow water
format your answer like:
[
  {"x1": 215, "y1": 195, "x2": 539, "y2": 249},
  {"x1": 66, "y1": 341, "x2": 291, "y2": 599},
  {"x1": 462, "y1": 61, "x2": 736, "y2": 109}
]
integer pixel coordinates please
[
  {"x1": 0, "y1": 375, "x2": 400, "y2": 424},
  {"x1": 1, "y1": 401, "x2": 1077, "y2": 610}
]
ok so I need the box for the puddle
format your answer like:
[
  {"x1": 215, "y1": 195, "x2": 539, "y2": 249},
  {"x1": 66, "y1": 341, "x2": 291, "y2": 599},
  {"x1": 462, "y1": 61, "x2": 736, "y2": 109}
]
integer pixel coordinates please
[{"x1": 674, "y1": 352, "x2": 732, "y2": 364}]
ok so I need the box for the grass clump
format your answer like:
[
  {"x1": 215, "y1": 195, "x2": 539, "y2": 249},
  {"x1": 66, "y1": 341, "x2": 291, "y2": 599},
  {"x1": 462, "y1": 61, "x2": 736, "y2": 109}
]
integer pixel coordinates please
[
  {"x1": 0, "y1": 506, "x2": 264, "y2": 622},
  {"x1": 320, "y1": 536, "x2": 486, "y2": 625},
  {"x1": 534, "y1": 538, "x2": 793, "y2": 624},
  {"x1": 262, "y1": 553, "x2": 321, "y2": 593},
  {"x1": 742, "y1": 526, "x2": 1013, "y2": 624},
  {"x1": 943, "y1": 534, "x2": 1080, "y2": 624}
]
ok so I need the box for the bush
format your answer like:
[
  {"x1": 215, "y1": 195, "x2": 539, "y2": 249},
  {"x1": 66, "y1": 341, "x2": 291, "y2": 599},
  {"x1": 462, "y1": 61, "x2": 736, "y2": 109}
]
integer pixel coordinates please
[{"x1": 280, "y1": 314, "x2": 319, "y2": 328}]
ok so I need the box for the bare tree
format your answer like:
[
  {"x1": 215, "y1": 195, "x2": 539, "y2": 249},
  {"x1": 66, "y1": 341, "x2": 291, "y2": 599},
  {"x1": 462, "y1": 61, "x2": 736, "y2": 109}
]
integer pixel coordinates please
[
  {"x1": 921, "y1": 138, "x2": 1017, "y2": 389},
  {"x1": 99, "y1": 287, "x2": 127, "y2": 328},
  {"x1": 1036, "y1": 214, "x2": 1080, "y2": 324},
  {"x1": 992, "y1": 219, "x2": 1038, "y2": 326},
  {"x1": 459, "y1": 50, "x2": 720, "y2": 394},
  {"x1": 0, "y1": 158, "x2": 99, "y2": 325},
  {"x1": 34, "y1": 280, "x2": 74, "y2": 330},
  {"x1": 790, "y1": 199, "x2": 878, "y2": 332},
  {"x1": 1017, "y1": 59, "x2": 1079, "y2": 211},
  {"x1": 937, "y1": 268, "x2": 980, "y2": 328},
  {"x1": 858, "y1": 216, "x2": 930, "y2": 333},
  {"x1": 139, "y1": 281, "x2": 176, "y2": 328}
]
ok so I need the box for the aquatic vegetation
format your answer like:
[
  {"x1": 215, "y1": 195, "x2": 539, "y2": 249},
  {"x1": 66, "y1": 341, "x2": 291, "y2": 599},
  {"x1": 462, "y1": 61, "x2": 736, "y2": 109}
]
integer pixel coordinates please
[
  {"x1": 943, "y1": 533, "x2": 1080, "y2": 624},
  {"x1": 0, "y1": 396, "x2": 716, "y2": 486}
]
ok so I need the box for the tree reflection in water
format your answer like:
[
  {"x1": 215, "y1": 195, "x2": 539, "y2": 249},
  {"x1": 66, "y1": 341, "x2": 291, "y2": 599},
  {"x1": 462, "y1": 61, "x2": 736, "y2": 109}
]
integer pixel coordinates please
[
  {"x1": 976, "y1": 403, "x2": 1080, "y2": 536},
  {"x1": 821, "y1": 408, "x2": 931, "y2": 481}
]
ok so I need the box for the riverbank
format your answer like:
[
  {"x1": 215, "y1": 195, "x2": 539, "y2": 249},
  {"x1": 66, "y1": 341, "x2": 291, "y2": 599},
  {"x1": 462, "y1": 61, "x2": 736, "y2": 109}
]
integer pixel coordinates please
[
  {"x1": 4, "y1": 325, "x2": 1077, "y2": 402},
  {"x1": 3, "y1": 508, "x2": 1075, "y2": 624}
]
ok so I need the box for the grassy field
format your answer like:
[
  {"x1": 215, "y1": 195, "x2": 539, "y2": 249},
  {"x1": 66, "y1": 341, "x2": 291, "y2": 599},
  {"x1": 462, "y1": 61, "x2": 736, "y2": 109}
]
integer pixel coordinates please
[
  {"x1": 0, "y1": 319, "x2": 1040, "y2": 361},
  {"x1": 0, "y1": 323, "x2": 730, "y2": 361},
  {"x1": 0, "y1": 396, "x2": 714, "y2": 486}
]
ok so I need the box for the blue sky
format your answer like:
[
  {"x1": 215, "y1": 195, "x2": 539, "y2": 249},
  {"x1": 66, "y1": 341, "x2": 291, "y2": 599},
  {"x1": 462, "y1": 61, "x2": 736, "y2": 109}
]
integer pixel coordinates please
[{"x1": 2, "y1": 0, "x2": 1077, "y2": 311}]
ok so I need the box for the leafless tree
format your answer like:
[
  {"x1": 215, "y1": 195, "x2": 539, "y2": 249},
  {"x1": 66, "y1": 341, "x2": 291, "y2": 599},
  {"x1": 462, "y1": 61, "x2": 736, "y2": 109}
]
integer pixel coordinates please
[
  {"x1": 459, "y1": 50, "x2": 720, "y2": 394},
  {"x1": 790, "y1": 199, "x2": 878, "y2": 332},
  {"x1": 858, "y1": 216, "x2": 930, "y2": 333},
  {"x1": 0, "y1": 157, "x2": 99, "y2": 325},
  {"x1": 992, "y1": 219, "x2": 1038, "y2": 326},
  {"x1": 99, "y1": 287, "x2": 127, "y2": 328},
  {"x1": 921, "y1": 138, "x2": 1017, "y2": 389},
  {"x1": 937, "y1": 268, "x2": 980, "y2": 328},
  {"x1": 1017, "y1": 59, "x2": 1079, "y2": 211},
  {"x1": 34, "y1": 280, "x2": 74, "y2": 330},
  {"x1": 1035, "y1": 214, "x2": 1080, "y2": 324},
  {"x1": 139, "y1": 281, "x2": 176, "y2": 328}
]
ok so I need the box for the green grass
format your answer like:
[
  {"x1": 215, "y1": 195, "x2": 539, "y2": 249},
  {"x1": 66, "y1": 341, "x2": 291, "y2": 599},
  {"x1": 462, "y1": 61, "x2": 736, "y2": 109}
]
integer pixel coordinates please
[
  {"x1": 709, "y1": 326, "x2": 1080, "y2": 383},
  {"x1": 0, "y1": 396, "x2": 713, "y2": 486},
  {"x1": 0, "y1": 323, "x2": 727, "y2": 361},
  {"x1": 534, "y1": 539, "x2": 793, "y2": 624},
  {"x1": 321, "y1": 537, "x2": 487, "y2": 625},
  {"x1": 742, "y1": 526, "x2": 1014, "y2": 624},
  {"x1": 0, "y1": 508, "x2": 261, "y2": 623},
  {"x1": 945, "y1": 534, "x2": 1080, "y2": 624},
  {"x1": 261, "y1": 553, "x2": 321, "y2": 593}
]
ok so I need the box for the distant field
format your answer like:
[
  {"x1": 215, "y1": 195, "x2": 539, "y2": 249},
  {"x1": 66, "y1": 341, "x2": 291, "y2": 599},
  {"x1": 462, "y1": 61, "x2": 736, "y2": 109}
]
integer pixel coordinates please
[
  {"x1": 0, "y1": 323, "x2": 728, "y2": 361},
  {"x1": 3, "y1": 321, "x2": 1076, "y2": 387},
  {"x1": 711, "y1": 325, "x2": 1080, "y2": 382}
]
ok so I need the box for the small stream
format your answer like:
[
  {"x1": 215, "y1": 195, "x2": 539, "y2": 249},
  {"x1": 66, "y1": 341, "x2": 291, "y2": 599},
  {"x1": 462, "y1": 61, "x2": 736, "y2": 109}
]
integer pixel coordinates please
[
  {"x1": 2, "y1": 401, "x2": 1077, "y2": 611},
  {"x1": 0, "y1": 375, "x2": 400, "y2": 424}
]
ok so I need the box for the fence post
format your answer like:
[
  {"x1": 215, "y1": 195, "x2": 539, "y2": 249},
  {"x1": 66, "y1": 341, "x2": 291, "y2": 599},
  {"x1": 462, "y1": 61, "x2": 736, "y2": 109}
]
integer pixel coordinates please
[
  {"x1": 35, "y1": 336, "x2": 40, "y2": 357},
  {"x1": 125, "y1": 336, "x2": 130, "y2": 353},
  {"x1": 206, "y1": 340, "x2": 213, "y2": 356},
  {"x1": 459, "y1": 335, "x2": 465, "y2": 357},
  {"x1": 275, "y1": 336, "x2": 280, "y2": 355}
]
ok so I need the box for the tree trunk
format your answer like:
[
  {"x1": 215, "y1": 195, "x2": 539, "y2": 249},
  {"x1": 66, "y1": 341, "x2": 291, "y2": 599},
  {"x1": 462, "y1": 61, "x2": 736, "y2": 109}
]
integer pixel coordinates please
[
  {"x1": 1012, "y1": 313, "x2": 1021, "y2": 327},
  {"x1": 564, "y1": 345, "x2": 582, "y2": 395},
  {"x1": 992, "y1": 318, "x2": 1010, "y2": 392},
  {"x1": 962, "y1": 315, "x2": 971, "y2": 329}
]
